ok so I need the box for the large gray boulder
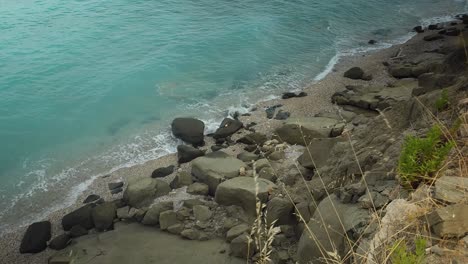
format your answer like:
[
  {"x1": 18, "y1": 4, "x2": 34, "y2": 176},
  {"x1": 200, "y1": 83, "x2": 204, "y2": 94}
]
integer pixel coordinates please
[
  {"x1": 142, "y1": 201, "x2": 174, "y2": 225},
  {"x1": 215, "y1": 177, "x2": 276, "y2": 215},
  {"x1": 123, "y1": 177, "x2": 171, "y2": 208},
  {"x1": 266, "y1": 197, "x2": 296, "y2": 226},
  {"x1": 19, "y1": 221, "x2": 51, "y2": 254},
  {"x1": 297, "y1": 195, "x2": 369, "y2": 264},
  {"x1": 170, "y1": 171, "x2": 193, "y2": 189},
  {"x1": 298, "y1": 137, "x2": 344, "y2": 170},
  {"x1": 61, "y1": 204, "x2": 95, "y2": 231},
  {"x1": 91, "y1": 202, "x2": 116, "y2": 231},
  {"x1": 192, "y1": 151, "x2": 246, "y2": 194},
  {"x1": 171, "y1": 118, "x2": 205, "y2": 146},
  {"x1": 275, "y1": 117, "x2": 344, "y2": 146},
  {"x1": 434, "y1": 176, "x2": 468, "y2": 204}
]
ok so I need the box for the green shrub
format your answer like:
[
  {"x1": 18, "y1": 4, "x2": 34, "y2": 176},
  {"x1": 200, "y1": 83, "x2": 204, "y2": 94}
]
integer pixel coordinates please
[
  {"x1": 435, "y1": 89, "x2": 449, "y2": 112},
  {"x1": 390, "y1": 237, "x2": 427, "y2": 264},
  {"x1": 398, "y1": 125, "x2": 454, "y2": 188}
]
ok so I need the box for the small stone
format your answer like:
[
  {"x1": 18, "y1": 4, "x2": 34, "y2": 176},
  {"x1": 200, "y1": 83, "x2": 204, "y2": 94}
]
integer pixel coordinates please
[
  {"x1": 116, "y1": 206, "x2": 130, "y2": 219},
  {"x1": 110, "y1": 187, "x2": 123, "y2": 194},
  {"x1": 48, "y1": 256, "x2": 72, "y2": 264},
  {"x1": 182, "y1": 199, "x2": 204, "y2": 209},
  {"x1": 230, "y1": 234, "x2": 255, "y2": 258},
  {"x1": 151, "y1": 165, "x2": 175, "y2": 178},
  {"x1": 239, "y1": 167, "x2": 246, "y2": 176},
  {"x1": 268, "y1": 150, "x2": 285, "y2": 161},
  {"x1": 427, "y1": 204, "x2": 468, "y2": 238}
]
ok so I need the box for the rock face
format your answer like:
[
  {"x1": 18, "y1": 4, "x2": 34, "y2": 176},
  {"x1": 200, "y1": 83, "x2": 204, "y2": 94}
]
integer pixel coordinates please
[
  {"x1": 62, "y1": 204, "x2": 95, "y2": 231},
  {"x1": 428, "y1": 204, "x2": 468, "y2": 238},
  {"x1": 275, "y1": 117, "x2": 344, "y2": 146},
  {"x1": 215, "y1": 177, "x2": 276, "y2": 214},
  {"x1": 142, "y1": 202, "x2": 173, "y2": 225},
  {"x1": 192, "y1": 151, "x2": 246, "y2": 194},
  {"x1": 297, "y1": 195, "x2": 369, "y2": 263},
  {"x1": 177, "y1": 145, "x2": 205, "y2": 163},
  {"x1": 213, "y1": 118, "x2": 243, "y2": 139},
  {"x1": 298, "y1": 137, "x2": 344, "y2": 170},
  {"x1": 48, "y1": 234, "x2": 71, "y2": 250},
  {"x1": 91, "y1": 202, "x2": 116, "y2": 231},
  {"x1": 413, "y1": 73, "x2": 455, "y2": 96},
  {"x1": 171, "y1": 118, "x2": 205, "y2": 146},
  {"x1": 434, "y1": 176, "x2": 468, "y2": 204},
  {"x1": 19, "y1": 221, "x2": 51, "y2": 253},
  {"x1": 151, "y1": 165, "x2": 175, "y2": 178},
  {"x1": 123, "y1": 177, "x2": 171, "y2": 208}
]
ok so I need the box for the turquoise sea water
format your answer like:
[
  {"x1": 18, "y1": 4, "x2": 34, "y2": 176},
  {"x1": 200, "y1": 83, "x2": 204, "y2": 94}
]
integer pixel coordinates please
[{"x1": 0, "y1": 0, "x2": 466, "y2": 232}]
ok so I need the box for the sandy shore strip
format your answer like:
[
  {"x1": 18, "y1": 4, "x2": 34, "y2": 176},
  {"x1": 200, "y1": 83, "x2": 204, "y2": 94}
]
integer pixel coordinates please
[{"x1": 0, "y1": 22, "x2": 445, "y2": 263}]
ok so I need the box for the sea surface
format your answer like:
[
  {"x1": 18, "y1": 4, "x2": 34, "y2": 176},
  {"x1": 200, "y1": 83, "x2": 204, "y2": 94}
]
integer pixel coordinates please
[{"x1": 0, "y1": 0, "x2": 466, "y2": 233}]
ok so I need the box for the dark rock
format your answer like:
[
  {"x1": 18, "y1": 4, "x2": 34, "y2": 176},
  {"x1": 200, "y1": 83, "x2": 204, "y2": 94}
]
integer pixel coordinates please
[
  {"x1": 368, "y1": 39, "x2": 377, "y2": 44},
  {"x1": 151, "y1": 165, "x2": 175, "y2": 178},
  {"x1": 19, "y1": 221, "x2": 51, "y2": 254},
  {"x1": 428, "y1": 24, "x2": 442, "y2": 30},
  {"x1": 237, "y1": 132, "x2": 267, "y2": 146},
  {"x1": 211, "y1": 145, "x2": 224, "y2": 152},
  {"x1": 91, "y1": 202, "x2": 116, "y2": 231},
  {"x1": 413, "y1": 73, "x2": 455, "y2": 96},
  {"x1": 177, "y1": 145, "x2": 205, "y2": 163},
  {"x1": 62, "y1": 204, "x2": 95, "y2": 231},
  {"x1": 274, "y1": 110, "x2": 290, "y2": 120},
  {"x1": 108, "y1": 181, "x2": 124, "y2": 190},
  {"x1": 48, "y1": 234, "x2": 71, "y2": 250},
  {"x1": 69, "y1": 225, "x2": 88, "y2": 238},
  {"x1": 244, "y1": 145, "x2": 258, "y2": 152},
  {"x1": 213, "y1": 118, "x2": 243, "y2": 139},
  {"x1": 297, "y1": 92, "x2": 307, "y2": 97},
  {"x1": 344, "y1": 67, "x2": 365, "y2": 80},
  {"x1": 171, "y1": 117, "x2": 205, "y2": 146},
  {"x1": 83, "y1": 194, "x2": 100, "y2": 204},
  {"x1": 389, "y1": 65, "x2": 414, "y2": 78},
  {"x1": 282, "y1": 92, "x2": 297, "y2": 99},
  {"x1": 110, "y1": 187, "x2": 123, "y2": 195},
  {"x1": 413, "y1": 26, "x2": 424, "y2": 33},
  {"x1": 423, "y1": 34, "x2": 444, "y2": 41},
  {"x1": 443, "y1": 27, "x2": 461, "y2": 36},
  {"x1": 266, "y1": 197, "x2": 296, "y2": 226},
  {"x1": 265, "y1": 104, "x2": 282, "y2": 119}
]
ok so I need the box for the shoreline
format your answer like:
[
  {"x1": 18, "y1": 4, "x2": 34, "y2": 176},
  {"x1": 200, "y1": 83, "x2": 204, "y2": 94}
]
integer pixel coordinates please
[{"x1": 0, "y1": 15, "x2": 465, "y2": 263}]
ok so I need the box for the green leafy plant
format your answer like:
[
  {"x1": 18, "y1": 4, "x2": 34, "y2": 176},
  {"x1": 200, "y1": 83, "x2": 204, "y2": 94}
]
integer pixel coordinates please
[
  {"x1": 398, "y1": 125, "x2": 454, "y2": 188},
  {"x1": 435, "y1": 89, "x2": 449, "y2": 112},
  {"x1": 390, "y1": 237, "x2": 427, "y2": 264}
]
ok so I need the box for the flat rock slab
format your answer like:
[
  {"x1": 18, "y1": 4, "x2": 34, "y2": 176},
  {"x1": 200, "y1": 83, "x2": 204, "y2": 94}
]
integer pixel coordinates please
[
  {"x1": 215, "y1": 176, "x2": 276, "y2": 215},
  {"x1": 434, "y1": 176, "x2": 468, "y2": 204},
  {"x1": 51, "y1": 222, "x2": 243, "y2": 264},
  {"x1": 123, "y1": 177, "x2": 170, "y2": 208},
  {"x1": 275, "y1": 117, "x2": 344, "y2": 146},
  {"x1": 298, "y1": 137, "x2": 345, "y2": 170},
  {"x1": 192, "y1": 151, "x2": 246, "y2": 194}
]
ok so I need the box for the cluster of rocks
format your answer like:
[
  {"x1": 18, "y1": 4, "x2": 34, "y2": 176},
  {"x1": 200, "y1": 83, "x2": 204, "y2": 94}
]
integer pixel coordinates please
[{"x1": 19, "y1": 17, "x2": 468, "y2": 264}]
